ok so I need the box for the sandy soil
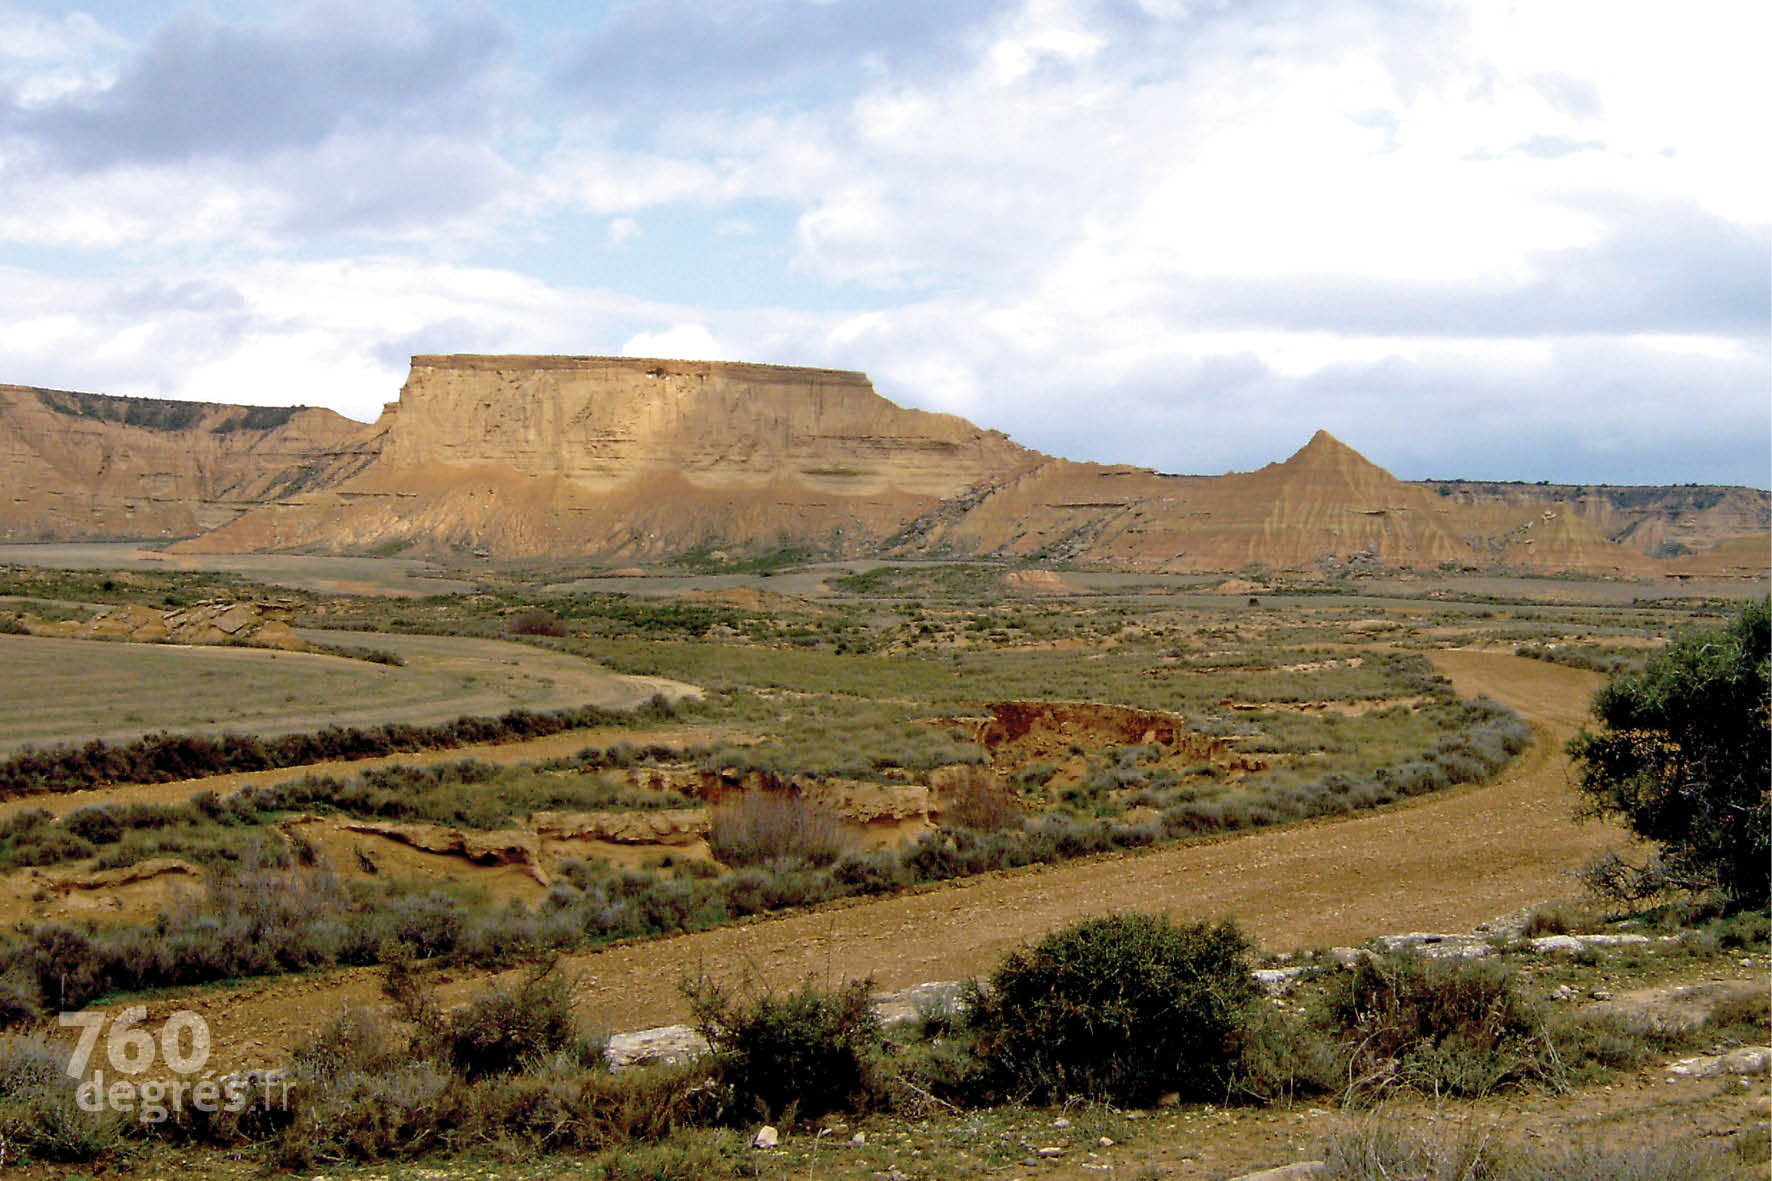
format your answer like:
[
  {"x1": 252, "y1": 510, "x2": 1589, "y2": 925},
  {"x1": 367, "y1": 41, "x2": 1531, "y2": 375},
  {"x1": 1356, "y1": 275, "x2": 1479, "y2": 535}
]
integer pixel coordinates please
[{"x1": 96, "y1": 649, "x2": 1643, "y2": 1074}]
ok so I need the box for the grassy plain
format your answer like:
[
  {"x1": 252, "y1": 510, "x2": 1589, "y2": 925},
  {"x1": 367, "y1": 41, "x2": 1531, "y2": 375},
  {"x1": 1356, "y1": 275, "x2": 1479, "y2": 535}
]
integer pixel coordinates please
[
  {"x1": 0, "y1": 630, "x2": 695, "y2": 754},
  {"x1": 0, "y1": 546, "x2": 1763, "y2": 1177}
]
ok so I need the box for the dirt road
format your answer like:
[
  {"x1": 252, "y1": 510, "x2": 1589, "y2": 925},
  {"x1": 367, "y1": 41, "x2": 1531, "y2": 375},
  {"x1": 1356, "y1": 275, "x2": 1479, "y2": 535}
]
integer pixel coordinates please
[{"x1": 133, "y1": 648, "x2": 1635, "y2": 1068}]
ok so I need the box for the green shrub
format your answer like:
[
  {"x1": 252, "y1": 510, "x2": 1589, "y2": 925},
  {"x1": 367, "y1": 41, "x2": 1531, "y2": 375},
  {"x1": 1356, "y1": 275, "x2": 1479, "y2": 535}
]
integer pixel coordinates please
[
  {"x1": 683, "y1": 974, "x2": 885, "y2": 1124},
  {"x1": 447, "y1": 972, "x2": 582, "y2": 1080},
  {"x1": 0, "y1": 970, "x2": 42, "y2": 1028},
  {"x1": 1319, "y1": 951, "x2": 1552, "y2": 1098},
  {"x1": 509, "y1": 608, "x2": 569, "y2": 637},
  {"x1": 0, "y1": 824, "x2": 95, "y2": 869},
  {"x1": 1226, "y1": 1003, "x2": 1343, "y2": 1104},
  {"x1": 61, "y1": 805, "x2": 123, "y2": 845},
  {"x1": 967, "y1": 912, "x2": 1260, "y2": 1105},
  {"x1": 1568, "y1": 598, "x2": 1770, "y2": 908},
  {"x1": 0, "y1": 1034, "x2": 128, "y2": 1162},
  {"x1": 296, "y1": 1006, "x2": 410, "y2": 1083}
]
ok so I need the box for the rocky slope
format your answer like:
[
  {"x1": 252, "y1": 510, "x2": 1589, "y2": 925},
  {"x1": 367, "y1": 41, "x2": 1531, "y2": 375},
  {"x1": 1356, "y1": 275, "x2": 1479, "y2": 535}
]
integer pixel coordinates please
[
  {"x1": 180, "y1": 355, "x2": 1039, "y2": 558},
  {"x1": 0, "y1": 384, "x2": 377, "y2": 541},
  {"x1": 2, "y1": 358, "x2": 1765, "y2": 575},
  {"x1": 898, "y1": 431, "x2": 1675, "y2": 575},
  {"x1": 1427, "y1": 479, "x2": 1769, "y2": 561}
]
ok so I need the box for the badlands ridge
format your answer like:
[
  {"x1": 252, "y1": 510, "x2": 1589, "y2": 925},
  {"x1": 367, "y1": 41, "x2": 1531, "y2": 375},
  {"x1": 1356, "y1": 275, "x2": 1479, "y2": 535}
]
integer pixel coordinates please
[{"x1": 2, "y1": 356, "x2": 1766, "y2": 576}]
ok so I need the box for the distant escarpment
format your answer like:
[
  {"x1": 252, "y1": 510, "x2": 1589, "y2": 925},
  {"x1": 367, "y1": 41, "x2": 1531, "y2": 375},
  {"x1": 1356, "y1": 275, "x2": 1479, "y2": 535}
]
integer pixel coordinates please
[
  {"x1": 180, "y1": 355, "x2": 1041, "y2": 559},
  {"x1": 0, "y1": 384, "x2": 377, "y2": 542},
  {"x1": 3, "y1": 357, "x2": 1765, "y2": 577}
]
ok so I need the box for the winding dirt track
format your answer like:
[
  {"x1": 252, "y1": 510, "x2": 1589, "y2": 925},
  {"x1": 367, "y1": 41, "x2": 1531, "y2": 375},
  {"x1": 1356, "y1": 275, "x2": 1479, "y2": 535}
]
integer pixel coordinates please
[{"x1": 135, "y1": 650, "x2": 1638, "y2": 1066}]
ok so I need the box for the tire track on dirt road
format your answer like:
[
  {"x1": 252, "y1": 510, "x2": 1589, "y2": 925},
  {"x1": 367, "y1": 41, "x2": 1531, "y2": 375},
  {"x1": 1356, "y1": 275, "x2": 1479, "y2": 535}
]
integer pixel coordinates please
[{"x1": 128, "y1": 650, "x2": 1640, "y2": 1067}]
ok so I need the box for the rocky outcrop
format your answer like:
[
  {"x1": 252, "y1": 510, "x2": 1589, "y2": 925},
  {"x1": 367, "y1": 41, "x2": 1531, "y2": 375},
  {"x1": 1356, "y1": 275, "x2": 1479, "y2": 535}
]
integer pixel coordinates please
[
  {"x1": 180, "y1": 355, "x2": 1039, "y2": 559},
  {"x1": 1428, "y1": 479, "x2": 1770, "y2": 559},
  {"x1": 30, "y1": 598, "x2": 309, "y2": 650},
  {"x1": 0, "y1": 384, "x2": 378, "y2": 541},
  {"x1": 4, "y1": 358, "x2": 1765, "y2": 575},
  {"x1": 532, "y1": 808, "x2": 709, "y2": 845},
  {"x1": 910, "y1": 430, "x2": 1666, "y2": 575}
]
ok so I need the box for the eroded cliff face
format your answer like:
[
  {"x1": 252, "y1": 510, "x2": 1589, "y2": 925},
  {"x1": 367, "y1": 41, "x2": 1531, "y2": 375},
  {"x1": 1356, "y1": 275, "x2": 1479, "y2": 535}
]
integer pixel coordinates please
[
  {"x1": 0, "y1": 385, "x2": 379, "y2": 542},
  {"x1": 1425, "y1": 480, "x2": 1771, "y2": 560},
  {"x1": 7, "y1": 358, "x2": 1765, "y2": 576},
  {"x1": 383, "y1": 356, "x2": 1029, "y2": 496},
  {"x1": 902, "y1": 431, "x2": 1665, "y2": 575},
  {"x1": 181, "y1": 356, "x2": 1042, "y2": 558}
]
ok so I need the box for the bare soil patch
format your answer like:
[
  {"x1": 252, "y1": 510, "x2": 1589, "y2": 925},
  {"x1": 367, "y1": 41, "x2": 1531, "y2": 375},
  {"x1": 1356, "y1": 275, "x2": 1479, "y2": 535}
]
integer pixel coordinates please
[{"x1": 970, "y1": 699, "x2": 1262, "y2": 785}]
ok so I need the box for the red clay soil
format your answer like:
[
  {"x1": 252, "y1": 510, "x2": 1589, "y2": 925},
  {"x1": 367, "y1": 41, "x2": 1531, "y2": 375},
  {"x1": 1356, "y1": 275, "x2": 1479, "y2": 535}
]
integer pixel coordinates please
[{"x1": 115, "y1": 649, "x2": 1638, "y2": 1072}]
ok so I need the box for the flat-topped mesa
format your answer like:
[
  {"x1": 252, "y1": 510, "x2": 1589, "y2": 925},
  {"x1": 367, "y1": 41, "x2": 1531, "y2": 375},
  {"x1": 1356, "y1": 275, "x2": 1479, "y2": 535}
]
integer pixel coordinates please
[
  {"x1": 376, "y1": 354, "x2": 1033, "y2": 499},
  {"x1": 175, "y1": 354, "x2": 1047, "y2": 559},
  {"x1": 12, "y1": 358, "x2": 1763, "y2": 573}
]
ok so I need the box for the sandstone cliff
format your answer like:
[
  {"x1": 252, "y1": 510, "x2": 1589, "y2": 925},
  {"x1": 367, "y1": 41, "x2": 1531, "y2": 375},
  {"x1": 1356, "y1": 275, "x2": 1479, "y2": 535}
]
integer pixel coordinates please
[
  {"x1": 902, "y1": 431, "x2": 1667, "y2": 575},
  {"x1": 0, "y1": 384, "x2": 378, "y2": 541},
  {"x1": 4, "y1": 358, "x2": 1765, "y2": 576},
  {"x1": 1424, "y1": 480, "x2": 1770, "y2": 560},
  {"x1": 181, "y1": 355, "x2": 1041, "y2": 558}
]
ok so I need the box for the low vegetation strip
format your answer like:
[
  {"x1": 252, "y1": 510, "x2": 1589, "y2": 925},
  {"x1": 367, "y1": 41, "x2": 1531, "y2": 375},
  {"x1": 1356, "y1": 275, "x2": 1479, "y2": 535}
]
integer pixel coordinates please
[
  {"x1": 0, "y1": 909, "x2": 1763, "y2": 1174},
  {"x1": 0, "y1": 696, "x2": 685, "y2": 800},
  {"x1": 0, "y1": 695, "x2": 1530, "y2": 1012}
]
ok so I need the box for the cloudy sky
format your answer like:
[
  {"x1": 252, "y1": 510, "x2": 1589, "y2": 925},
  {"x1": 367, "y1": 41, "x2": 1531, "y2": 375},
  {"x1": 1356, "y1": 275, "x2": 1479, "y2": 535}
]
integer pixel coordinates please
[{"x1": 1, "y1": 0, "x2": 1766, "y2": 485}]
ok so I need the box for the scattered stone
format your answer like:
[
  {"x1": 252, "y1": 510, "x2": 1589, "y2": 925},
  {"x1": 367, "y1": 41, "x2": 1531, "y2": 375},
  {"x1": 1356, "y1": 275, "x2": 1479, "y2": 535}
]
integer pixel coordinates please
[
  {"x1": 1052, "y1": 1117, "x2": 1070, "y2": 1129},
  {"x1": 871, "y1": 979, "x2": 972, "y2": 1029},
  {"x1": 1097, "y1": 1136, "x2": 1115, "y2": 1147},
  {"x1": 1754, "y1": 1095, "x2": 1771, "y2": 1117},
  {"x1": 1666, "y1": 1047, "x2": 1772, "y2": 1079},
  {"x1": 852, "y1": 1131, "x2": 867, "y2": 1146},
  {"x1": 1327, "y1": 946, "x2": 1376, "y2": 968},
  {"x1": 603, "y1": 1023, "x2": 712, "y2": 1070},
  {"x1": 752, "y1": 1125, "x2": 779, "y2": 1150},
  {"x1": 1590, "y1": 989, "x2": 1613, "y2": 1001},
  {"x1": 1228, "y1": 1163, "x2": 1329, "y2": 1181},
  {"x1": 1376, "y1": 932, "x2": 1493, "y2": 960},
  {"x1": 1551, "y1": 984, "x2": 1577, "y2": 1001},
  {"x1": 1529, "y1": 933, "x2": 1653, "y2": 955},
  {"x1": 1038, "y1": 1146, "x2": 1065, "y2": 1158},
  {"x1": 1255, "y1": 966, "x2": 1307, "y2": 993}
]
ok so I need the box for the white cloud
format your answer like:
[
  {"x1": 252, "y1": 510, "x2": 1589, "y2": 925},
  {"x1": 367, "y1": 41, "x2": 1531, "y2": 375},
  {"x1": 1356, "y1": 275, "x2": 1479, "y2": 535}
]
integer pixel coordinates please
[
  {"x1": 0, "y1": 0, "x2": 1763, "y2": 487},
  {"x1": 621, "y1": 323, "x2": 724, "y2": 361}
]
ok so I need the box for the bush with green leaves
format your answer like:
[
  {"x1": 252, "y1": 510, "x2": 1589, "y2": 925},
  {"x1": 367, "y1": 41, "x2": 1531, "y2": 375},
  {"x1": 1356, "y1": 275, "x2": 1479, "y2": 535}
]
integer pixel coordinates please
[
  {"x1": 1319, "y1": 950, "x2": 1553, "y2": 1098},
  {"x1": 966, "y1": 912, "x2": 1260, "y2": 1105},
  {"x1": 683, "y1": 974, "x2": 885, "y2": 1124},
  {"x1": 446, "y1": 971, "x2": 583, "y2": 1079},
  {"x1": 1568, "y1": 598, "x2": 1770, "y2": 908}
]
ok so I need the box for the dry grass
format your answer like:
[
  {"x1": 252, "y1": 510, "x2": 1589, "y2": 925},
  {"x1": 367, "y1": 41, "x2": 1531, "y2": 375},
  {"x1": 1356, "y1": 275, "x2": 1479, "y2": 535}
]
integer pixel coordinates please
[{"x1": 0, "y1": 631, "x2": 692, "y2": 754}]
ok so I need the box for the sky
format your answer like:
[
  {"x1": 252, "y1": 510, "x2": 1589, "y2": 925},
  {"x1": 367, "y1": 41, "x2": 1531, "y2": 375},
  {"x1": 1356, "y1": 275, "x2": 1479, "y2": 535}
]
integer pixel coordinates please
[{"x1": 0, "y1": 0, "x2": 1766, "y2": 487}]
